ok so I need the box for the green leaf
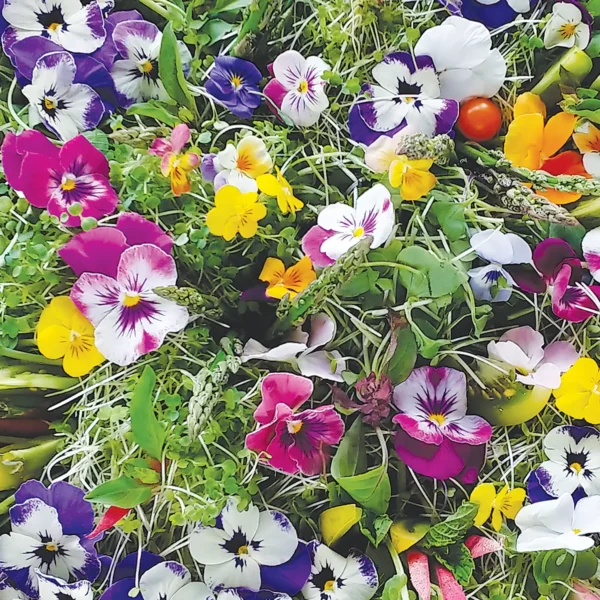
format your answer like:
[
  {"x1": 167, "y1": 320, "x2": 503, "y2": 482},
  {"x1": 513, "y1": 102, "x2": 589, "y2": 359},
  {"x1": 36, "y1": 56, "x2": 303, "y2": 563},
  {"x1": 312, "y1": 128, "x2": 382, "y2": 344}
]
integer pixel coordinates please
[
  {"x1": 86, "y1": 476, "x2": 153, "y2": 508},
  {"x1": 421, "y1": 502, "x2": 479, "y2": 548},
  {"x1": 337, "y1": 269, "x2": 379, "y2": 297},
  {"x1": 82, "y1": 130, "x2": 109, "y2": 153},
  {"x1": 433, "y1": 543, "x2": 474, "y2": 586},
  {"x1": 383, "y1": 312, "x2": 417, "y2": 385},
  {"x1": 430, "y1": 202, "x2": 466, "y2": 242},
  {"x1": 533, "y1": 549, "x2": 598, "y2": 590},
  {"x1": 212, "y1": 0, "x2": 252, "y2": 12},
  {"x1": 382, "y1": 575, "x2": 408, "y2": 600},
  {"x1": 201, "y1": 19, "x2": 235, "y2": 43},
  {"x1": 331, "y1": 418, "x2": 367, "y2": 477},
  {"x1": 358, "y1": 512, "x2": 393, "y2": 547},
  {"x1": 548, "y1": 223, "x2": 586, "y2": 254},
  {"x1": 586, "y1": 31, "x2": 600, "y2": 55},
  {"x1": 130, "y1": 366, "x2": 166, "y2": 460},
  {"x1": 586, "y1": 0, "x2": 600, "y2": 16},
  {"x1": 577, "y1": 87, "x2": 599, "y2": 99},
  {"x1": 127, "y1": 101, "x2": 180, "y2": 127},
  {"x1": 159, "y1": 23, "x2": 195, "y2": 112}
]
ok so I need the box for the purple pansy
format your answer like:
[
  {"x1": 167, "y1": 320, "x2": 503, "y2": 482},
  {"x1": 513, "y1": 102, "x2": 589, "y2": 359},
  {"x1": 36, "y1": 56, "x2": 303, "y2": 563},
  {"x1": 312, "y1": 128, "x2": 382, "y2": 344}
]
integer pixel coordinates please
[
  {"x1": 348, "y1": 52, "x2": 458, "y2": 145},
  {"x1": 70, "y1": 244, "x2": 188, "y2": 366},
  {"x1": 392, "y1": 366, "x2": 492, "y2": 482},
  {"x1": 205, "y1": 56, "x2": 262, "y2": 119},
  {"x1": 0, "y1": 480, "x2": 100, "y2": 598},
  {"x1": 438, "y1": 0, "x2": 534, "y2": 28},
  {"x1": 37, "y1": 573, "x2": 93, "y2": 600}
]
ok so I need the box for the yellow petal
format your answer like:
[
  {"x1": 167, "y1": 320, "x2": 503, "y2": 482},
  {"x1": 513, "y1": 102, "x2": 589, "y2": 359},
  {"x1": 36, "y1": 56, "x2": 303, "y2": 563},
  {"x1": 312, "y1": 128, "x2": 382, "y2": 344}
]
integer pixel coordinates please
[
  {"x1": 236, "y1": 136, "x2": 273, "y2": 178},
  {"x1": 584, "y1": 394, "x2": 600, "y2": 425},
  {"x1": 282, "y1": 256, "x2": 316, "y2": 292},
  {"x1": 388, "y1": 159, "x2": 406, "y2": 188},
  {"x1": 206, "y1": 207, "x2": 230, "y2": 238},
  {"x1": 215, "y1": 184, "x2": 242, "y2": 207},
  {"x1": 500, "y1": 488, "x2": 526, "y2": 520},
  {"x1": 259, "y1": 258, "x2": 286, "y2": 285},
  {"x1": 536, "y1": 188, "x2": 581, "y2": 205},
  {"x1": 389, "y1": 519, "x2": 430, "y2": 553},
  {"x1": 62, "y1": 336, "x2": 105, "y2": 377},
  {"x1": 265, "y1": 284, "x2": 295, "y2": 300},
  {"x1": 401, "y1": 168, "x2": 437, "y2": 201},
  {"x1": 38, "y1": 296, "x2": 77, "y2": 331},
  {"x1": 257, "y1": 174, "x2": 281, "y2": 197},
  {"x1": 514, "y1": 93, "x2": 547, "y2": 119},
  {"x1": 556, "y1": 357, "x2": 599, "y2": 396},
  {"x1": 470, "y1": 483, "x2": 496, "y2": 527},
  {"x1": 406, "y1": 158, "x2": 434, "y2": 171},
  {"x1": 170, "y1": 168, "x2": 190, "y2": 197},
  {"x1": 320, "y1": 504, "x2": 363, "y2": 546},
  {"x1": 491, "y1": 508, "x2": 503, "y2": 532},
  {"x1": 36, "y1": 324, "x2": 70, "y2": 360},
  {"x1": 238, "y1": 218, "x2": 259, "y2": 239},
  {"x1": 504, "y1": 113, "x2": 545, "y2": 169},
  {"x1": 222, "y1": 216, "x2": 241, "y2": 241},
  {"x1": 556, "y1": 391, "x2": 594, "y2": 420},
  {"x1": 277, "y1": 190, "x2": 303, "y2": 215},
  {"x1": 541, "y1": 112, "x2": 578, "y2": 160}
]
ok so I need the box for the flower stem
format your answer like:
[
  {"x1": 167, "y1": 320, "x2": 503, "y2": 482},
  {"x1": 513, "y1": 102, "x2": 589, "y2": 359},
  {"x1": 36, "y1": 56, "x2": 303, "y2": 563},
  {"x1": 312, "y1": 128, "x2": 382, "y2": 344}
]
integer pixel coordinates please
[
  {"x1": 0, "y1": 494, "x2": 15, "y2": 515},
  {"x1": 0, "y1": 346, "x2": 62, "y2": 367},
  {"x1": 386, "y1": 538, "x2": 410, "y2": 600}
]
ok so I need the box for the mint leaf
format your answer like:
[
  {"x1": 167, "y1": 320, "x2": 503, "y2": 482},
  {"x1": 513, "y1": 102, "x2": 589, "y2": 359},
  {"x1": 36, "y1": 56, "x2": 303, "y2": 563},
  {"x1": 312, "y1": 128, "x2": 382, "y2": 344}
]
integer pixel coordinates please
[
  {"x1": 433, "y1": 543, "x2": 474, "y2": 586},
  {"x1": 421, "y1": 502, "x2": 479, "y2": 548}
]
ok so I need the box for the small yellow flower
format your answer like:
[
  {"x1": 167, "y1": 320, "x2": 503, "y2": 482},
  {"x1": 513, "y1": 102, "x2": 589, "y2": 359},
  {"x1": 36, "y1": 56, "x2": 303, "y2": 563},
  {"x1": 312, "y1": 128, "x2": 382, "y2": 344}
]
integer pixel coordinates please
[
  {"x1": 256, "y1": 167, "x2": 303, "y2": 215},
  {"x1": 259, "y1": 256, "x2": 316, "y2": 299},
  {"x1": 206, "y1": 185, "x2": 267, "y2": 241},
  {"x1": 554, "y1": 357, "x2": 600, "y2": 424},
  {"x1": 470, "y1": 483, "x2": 525, "y2": 532},
  {"x1": 162, "y1": 151, "x2": 199, "y2": 197},
  {"x1": 388, "y1": 156, "x2": 436, "y2": 201},
  {"x1": 36, "y1": 297, "x2": 105, "y2": 378}
]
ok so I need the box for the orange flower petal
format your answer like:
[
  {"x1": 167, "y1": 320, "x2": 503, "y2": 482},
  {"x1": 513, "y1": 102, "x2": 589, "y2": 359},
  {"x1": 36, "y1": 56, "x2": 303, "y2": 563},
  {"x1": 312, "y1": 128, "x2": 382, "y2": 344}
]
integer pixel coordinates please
[
  {"x1": 514, "y1": 93, "x2": 547, "y2": 120},
  {"x1": 259, "y1": 257, "x2": 286, "y2": 285},
  {"x1": 541, "y1": 112, "x2": 578, "y2": 160},
  {"x1": 540, "y1": 150, "x2": 588, "y2": 176},
  {"x1": 537, "y1": 189, "x2": 582, "y2": 205}
]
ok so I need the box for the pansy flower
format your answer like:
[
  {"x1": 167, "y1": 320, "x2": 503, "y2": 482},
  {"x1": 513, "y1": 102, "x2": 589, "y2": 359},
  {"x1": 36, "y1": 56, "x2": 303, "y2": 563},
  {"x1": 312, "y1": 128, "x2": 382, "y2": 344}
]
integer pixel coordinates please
[
  {"x1": 389, "y1": 156, "x2": 437, "y2": 201},
  {"x1": 516, "y1": 494, "x2": 600, "y2": 552},
  {"x1": 70, "y1": 244, "x2": 189, "y2": 366},
  {"x1": 544, "y1": 0, "x2": 592, "y2": 50},
  {"x1": 22, "y1": 52, "x2": 104, "y2": 141},
  {"x1": 264, "y1": 50, "x2": 329, "y2": 127},
  {"x1": 245, "y1": 373, "x2": 345, "y2": 476},
  {"x1": 242, "y1": 313, "x2": 346, "y2": 382},
  {"x1": 348, "y1": 52, "x2": 458, "y2": 145},
  {"x1": 205, "y1": 56, "x2": 262, "y2": 119},
  {"x1": 439, "y1": 0, "x2": 534, "y2": 29},
  {"x1": 392, "y1": 366, "x2": 492, "y2": 482},
  {"x1": 189, "y1": 498, "x2": 309, "y2": 594},
  {"x1": 37, "y1": 573, "x2": 93, "y2": 600},
  {"x1": 301, "y1": 542, "x2": 378, "y2": 600},
  {"x1": 470, "y1": 483, "x2": 526, "y2": 531},
  {"x1": 467, "y1": 230, "x2": 533, "y2": 302},
  {"x1": 553, "y1": 358, "x2": 600, "y2": 424},
  {"x1": 259, "y1": 256, "x2": 316, "y2": 300},
  {"x1": 149, "y1": 124, "x2": 200, "y2": 197},
  {"x1": 573, "y1": 121, "x2": 600, "y2": 177},
  {"x1": 527, "y1": 426, "x2": 600, "y2": 504},
  {"x1": 302, "y1": 183, "x2": 395, "y2": 267},
  {"x1": 257, "y1": 167, "x2": 303, "y2": 215}
]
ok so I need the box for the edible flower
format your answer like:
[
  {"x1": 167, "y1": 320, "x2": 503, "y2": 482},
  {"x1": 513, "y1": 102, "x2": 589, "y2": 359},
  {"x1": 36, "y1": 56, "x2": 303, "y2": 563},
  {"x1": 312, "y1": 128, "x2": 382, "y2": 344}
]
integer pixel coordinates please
[
  {"x1": 553, "y1": 357, "x2": 600, "y2": 424},
  {"x1": 259, "y1": 256, "x2": 316, "y2": 299},
  {"x1": 544, "y1": 0, "x2": 592, "y2": 50},
  {"x1": 389, "y1": 156, "x2": 437, "y2": 201},
  {"x1": 36, "y1": 296, "x2": 105, "y2": 378},
  {"x1": 573, "y1": 121, "x2": 600, "y2": 177},
  {"x1": 206, "y1": 185, "x2": 267, "y2": 240},
  {"x1": 257, "y1": 167, "x2": 303, "y2": 214},
  {"x1": 470, "y1": 483, "x2": 525, "y2": 531},
  {"x1": 438, "y1": 0, "x2": 533, "y2": 29},
  {"x1": 149, "y1": 124, "x2": 200, "y2": 197}
]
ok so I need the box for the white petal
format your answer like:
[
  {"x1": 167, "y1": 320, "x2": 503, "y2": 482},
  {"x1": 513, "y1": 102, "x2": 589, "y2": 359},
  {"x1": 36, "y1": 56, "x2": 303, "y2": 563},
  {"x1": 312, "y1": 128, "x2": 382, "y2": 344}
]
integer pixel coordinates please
[
  {"x1": 140, "y1": 562, "x2": 191, "y2": 600},
  {"x1": 37, "y1": 574, "x2": 93, "y2": 600},
  {"x1": 0, "y1": 532, "x2": 43, "y2": 572},
  {"x1": 281, "y1": 90, "x2": 328, "y2": 127},
  {"x1": 517, "y1": 362, "x2": 562, "y2": 388},
  {"x1": 544, "y1": 14, "x2": 578, "y2": 49},
  {"x1": 189, "y1": 527, "x2": 233, "y2": 566},
  {"x1": 583, "y1": 226, "x2": 600, "y2": 281},
  {"x1": 307, "y1": 313, "x2": 336, "y2": 349},
  {"x1": 487, "y1": 338, "x2": 541, "y2": 373},
  {"x1": 335, "y1": 553, "x2": 378, "y2": 600},
  {"x1": 553, "y1": 2, "x2": 584, "y2": 20},
  {"x1": 221, "y1": 498, "x2": 260, "y2": 540},
  {"x1": 216, "y1": 145, "x2": 238, "y2": 171},
  {"x1": 172, "y1": 583, "x2": 214, "y2": 600},
  {"x1": 111, "y1": 60, "x2": 145, "y2": 104},
  {"x1": 505, "y1": 233, "x2": 533, "y2": 264},
  {"x1": 297, "y1": 350, "x2": 345, "y2": 382},
  {"x1": 273, "y1": 50, "x2": 307, "y2": 90},
  {"x1": 11, "y1": 499, "x2": 62, "y2": 541},
  {"x1": 494, "y1": 326, "x2": 545, "y2": 368},
  {"x1": 241, "y1": 340, "x2": 306, "y2": 363},
  {"x1": 537, "y1": 460, "x2": 580, "y2": 496},
  {"x1": 573, "y1": 496, "x2": 600, "y2": 534},
  {"x1": 204, "y1": 557, "x2": 261, "y2": 592},
  {"x1": 317, "y1": 203, "x2": 356, "y2": 234},
  {"x1": 3, "y1": 0, "x2": 46, "y2": 30},
  {"x1": 320, "y1": 232, "x2": 361, "y2": 261},
  {"x1": 470, "y1": 230, "x2": 514, "y2": 265},
  {"x1": 439, "y1": 69, "x2": 486, "y2": 103},
  {"x1": 471, "y1": 49, "x2": 507, "y2": 99},
  {"x1": 540, "y1": 341, "x2": 579, "y2": 373},
  {"x1": 583, "y1": 152, "x2": 600, "y2": 178},
  {"x1": 363, "y1": 85, "x2": 410, "y2": 132},
  {"x1": 364, "y1": 136, "x2": 400, "y2": 173},
  {"x1": 224, "y1": 170, "x2": 258, "y2": 193},
  {"x1": 354, "y1": 183, "x2": 395, "y2": 249},
  {"x1": 248, "y1": 510, "x2": 297, "y2": 566}
]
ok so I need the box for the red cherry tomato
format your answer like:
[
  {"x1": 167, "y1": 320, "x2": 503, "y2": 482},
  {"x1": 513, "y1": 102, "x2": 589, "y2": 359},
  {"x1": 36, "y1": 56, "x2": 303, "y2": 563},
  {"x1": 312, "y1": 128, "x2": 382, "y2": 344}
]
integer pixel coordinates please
[{"x1": 457, "y1": 98, "x2": 502, "y2": 142}]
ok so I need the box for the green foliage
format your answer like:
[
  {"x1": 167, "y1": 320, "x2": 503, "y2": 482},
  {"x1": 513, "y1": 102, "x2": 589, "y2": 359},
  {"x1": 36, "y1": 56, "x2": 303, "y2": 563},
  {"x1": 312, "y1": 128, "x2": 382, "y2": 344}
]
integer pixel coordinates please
[
  {"x1": 359, "y1": 512, "x2": 393, "y2": 547},
  {"x1": 533, "y1": 549, "x2": 598, "y2": 597},
  {"x1": 422, "y1": 502, "x2": 479, "y2": 548},
  {"x1": 382, "y1": 575, "x2": 409, "y2": 600},
  {"x1": 382, "y1": 312, "x2": 417, "y2": 385},
  {"x1": 86, "y1": 476, "x2": 153, "y2": 509},
  {"x1": 433, "y1": 543, "x2": 475, "y2": 586}
]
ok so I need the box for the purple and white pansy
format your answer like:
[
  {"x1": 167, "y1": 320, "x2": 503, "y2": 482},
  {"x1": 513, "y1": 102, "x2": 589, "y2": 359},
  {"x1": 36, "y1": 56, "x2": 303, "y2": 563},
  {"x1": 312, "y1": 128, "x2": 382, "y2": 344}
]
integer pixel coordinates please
[
  {"x1": 70, "y1": 244, "x2": 189, "y2": 366},
  {"x1": 302, "y1": 183, "x2": 395, "y2": 267},
  {"x1": 440, "y1": 0, "x2": 534, "y2": 29},
  {"x1": 301, "y1": 542, "x2": 378, "y2": 600},
  {"x1": 543, "y1": 0, "x2": 592, "y2": 50},
  {"x1": 37, "y1": 573, "x2": 93, "y2": 600}
]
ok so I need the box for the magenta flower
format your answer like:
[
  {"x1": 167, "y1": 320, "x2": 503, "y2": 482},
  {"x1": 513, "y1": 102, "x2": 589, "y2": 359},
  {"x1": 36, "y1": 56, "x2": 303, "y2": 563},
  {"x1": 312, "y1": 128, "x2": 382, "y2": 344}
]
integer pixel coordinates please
[
  {"x1": 59, "y1": 212, "x2": 173, "y2": 277},
  {"x1": 392, "y1": 366, "x2": 492, "y2": 482},
  {"x1": 70, "y1": 244, "x2": 188, "y2": 366},
  {"x1": 245, "y1": 373, "x2": 344, "y2": 476}
]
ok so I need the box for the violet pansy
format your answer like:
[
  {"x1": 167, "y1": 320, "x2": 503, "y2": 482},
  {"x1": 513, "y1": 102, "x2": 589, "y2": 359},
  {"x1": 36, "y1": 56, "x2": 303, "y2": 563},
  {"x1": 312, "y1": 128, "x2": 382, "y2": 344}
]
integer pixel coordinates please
[
  {"x1": 439, "y1": 0, "x2": 534, "y2": 29},
  {"x1": 37, "y1": 573, "x2": 93, "y2": 600},
  {"x1": 302, "y1": 183, "x2": 395, "y2": 267}
]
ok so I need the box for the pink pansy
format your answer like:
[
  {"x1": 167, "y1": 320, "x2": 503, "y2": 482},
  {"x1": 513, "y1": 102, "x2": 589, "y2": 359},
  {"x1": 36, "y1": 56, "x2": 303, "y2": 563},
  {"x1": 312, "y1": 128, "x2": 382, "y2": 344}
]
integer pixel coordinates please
[
  {"x1": 245, "y1": 373, "x2": 344, "y2": 476},
  {"x1": 59, "y1": 212, "x2": 173, "y2": 278},
  {"x1": 582, "y1": 226, "x2": 600, "y2": 282},
  {"x1": 70, "y1": 244, "x2": 189, "y2": 366},
  {"x1": 302, "y1": 183, "x2": 395, "y2": 267},
  {"x1": 2, "y1": 133, "x2": 118, "y2": 227},
  {"x1": 487, "y1": 326, "x2": 578, "y2": 389},
  {"x1": 264, "y1": 50, "x2": 329, "y2": 128}
]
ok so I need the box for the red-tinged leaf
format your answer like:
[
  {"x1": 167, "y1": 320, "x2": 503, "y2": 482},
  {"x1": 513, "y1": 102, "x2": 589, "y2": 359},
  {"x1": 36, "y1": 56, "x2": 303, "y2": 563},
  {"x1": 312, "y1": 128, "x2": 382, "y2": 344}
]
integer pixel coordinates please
[
  {"x1": 434, "y1": 564, "x2": 467, "y2": 600},
  {"x1": 465, "y1": 535, "x2": 502, "y2": 559},
  {"x1": 87, "y1": 506, "x2": 130, "y2": 539},
  {"x1": 407, "y1": 550, "x2": 431, "y2": 600}
]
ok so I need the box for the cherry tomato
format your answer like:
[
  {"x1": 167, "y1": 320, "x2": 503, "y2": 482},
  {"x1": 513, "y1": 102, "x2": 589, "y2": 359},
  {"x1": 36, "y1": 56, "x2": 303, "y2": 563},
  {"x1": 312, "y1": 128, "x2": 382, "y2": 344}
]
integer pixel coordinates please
[{"x1": 456, "y1": 98, "x2": 502, "y2": 142}]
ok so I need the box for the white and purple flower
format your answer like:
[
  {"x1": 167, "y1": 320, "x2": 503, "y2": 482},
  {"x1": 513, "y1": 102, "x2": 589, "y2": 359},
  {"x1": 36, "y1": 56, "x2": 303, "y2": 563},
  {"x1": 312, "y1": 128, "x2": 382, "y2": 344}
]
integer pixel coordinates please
[
  {"x1": 37, "y1": 573, "x2": 93, "y2": 600},
  {"x1": 70, "y1": 244, "x2": 189, "y2": 366},
  {"x1": 301, "y1": 542, "x2": 378, "y2": 600},
  {"x1": 544, "y1": 0, "x2": 592, "y2": 50},
  {"x1": 440, "y1": 0, "x2": 534, "y2": 29},
  {"x1": 302, "y1": 183, "x2": 395, "y2": 267}
]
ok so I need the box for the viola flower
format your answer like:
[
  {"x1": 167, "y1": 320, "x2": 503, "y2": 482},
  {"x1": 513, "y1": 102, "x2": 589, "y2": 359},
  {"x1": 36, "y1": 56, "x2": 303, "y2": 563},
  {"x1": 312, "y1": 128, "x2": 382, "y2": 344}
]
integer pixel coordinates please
[
  {"x1": 348, "y1": 52, "x2": 458, "y2": 145},
  {"x1": 583, "y1": 227, "x2": 600, "y2": 284},
  {"x1": 111, "y1": 20, "x2": 191, "y2": 107},
  {"x1": 257, "y1": 167, "x2": 303, "y2": 215},
  {"x1": 439, "y1": 0, "x2": 533, "y2": 28},
  {"x1": 515, "y1": 494, "x2": 600, "y2": 551},
  {"x1": 259, "y1": 256, "x2": 316, "y2": 300},
  {"x1": 206, "y1": 185, "x2": 267, "y2": 241},
  {"x1": 470, "y1": 483, "x2": 526, "y2": 531},
  {"x1": 0, "y1": 480, "x2": 100, "y2": 598},
  {"x1": 36, "y1": 296, "x2": 105, "y2": 378},
  {"x1": 392, "y1": 366, "x2": 492, "y2": 481},
  {"x1": 205, "y1": 56, "x2": 262, "y2": 119},
  {"x1": 553, "y1": 358, "x2": 600, "y2": 424},
  {"x1": 70, "y1": 244, "x2": 189, "y2": 366},
  {"x1": 363, "y1": 126, "x2": 419, "y2": 173},
  {"x1": 573, "y1": 121, "x2": 600, "y2": 177},
  {"x1": 149, "y1": 124, "x2": 200, "y2": 197},
  {"x1": 414, "y1": 16, "x2": 507, "y2": 103},
  {"x1": 302, "y1": 183, "x2": 395, "y2": 267},
  {"x1": 242, "y1": 313, "x2": 347, "y2": 382},
  {"x1": 301, "y1": 542, "x2": 378, "y2": 600},
  {"x1": 214, "y1": 136, "x2": 273, "y2": 193},
  {"x1": 544, "y1": 0, "x2": 592, "y2": 50},
  {"x1": 37, "y1": 574, "x2": 92, "y2": 600},
  {"x1": 22, "y1": 52, "x2": 104, "y2": 141},
  {"x1": 245, "y1": 373, "x2": 345, "y2": 476},
  {"x1": 189, "y1": 498, "x2": 306, "y2": 593},
  {"x1": 264, "y1": 50, "x2": 329, "y2": 127},
  {"x1": 2, "y1": 0, "x2": 105, "y2": 54},
  {"x1": 59, "y1": 212, "x2": 174, "y2": 277},
  {"x1": 487, "y1": 326, "x2": 578, "y2": 389},
  {"x1": 467, "y1": 230, "x2": 533, "y2": 302},
  {"x1": 389, "y1": 156, "x2": 437, "y2": 201}
]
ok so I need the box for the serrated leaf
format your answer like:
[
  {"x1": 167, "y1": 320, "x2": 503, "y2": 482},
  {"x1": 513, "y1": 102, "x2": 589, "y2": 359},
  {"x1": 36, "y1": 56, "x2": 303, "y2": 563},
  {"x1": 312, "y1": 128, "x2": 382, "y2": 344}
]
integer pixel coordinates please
[
  {"x1": 433, "y1": 543, "x2": 474, "y2": 586},
  {"x1": 159, "y1": 23, "x2": 195, "y2": 112},
  {"x1": 86, "y1": 476, "x2": 153, "y2": 508},
  {"x1": 422, "y1": 502, "x2": 479, "y2": 548},
  {"x1": 358, "y1": 512, "x2": 393, "y2": 547}
]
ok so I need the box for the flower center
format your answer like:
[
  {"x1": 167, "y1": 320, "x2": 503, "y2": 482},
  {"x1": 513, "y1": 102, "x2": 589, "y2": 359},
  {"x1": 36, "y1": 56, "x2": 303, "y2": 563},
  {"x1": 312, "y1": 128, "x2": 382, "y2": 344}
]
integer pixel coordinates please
[
  {"x1": 429, "y1": 413, "x2": 445, "y2": 425},
  {"x1": 560, "y1": 22, "x2": 577, "y2": 38},
  {"x1": 570, "y1": 462, "x2": 583, "y2": 473},
  {"x1": 236, "y1": 153, "x2": 252, "y2": 172},
  {"x1": 353, "y1": 227, "x2": 365, "y2": 238},
  {"x1": 287, "y1": 420, "x2": 303, "y2": 434},
  {"x1": 123, "y1": 293, "x2": 141, "y2": 307},
  {"x1": 504, "y1": 388, "x2": 517, "y2": 398},
  {"x1": 324, "y1": 581, "x2": 335, "y2": 592},
  {"x1": 231, "y1": 75, "x2": 243, "y2": 89},
  {"x1": 48, "y1": 22, "x2": 61, "y2": 32},
  {"x1": 297, "y1": 79, "x2": 309, "y2": 93},
  {"x1": 61, "y1": 177, "x2": 77, "y2": 191},
  {"x1": 44, "y1": 97, "x2": 57, "y2": 111},
  {"x1": 237, "y1": 545, "x2": 249, "y2": 555},
  {"x1": 573, "y1": 528, "x2": 582, "y2": 534},
  {"x1": 140, "y1": 60, "x2": 154, "y2": 73},
  {"x1": 45, "y1": 543, "x2": 58, "y2": 552}
]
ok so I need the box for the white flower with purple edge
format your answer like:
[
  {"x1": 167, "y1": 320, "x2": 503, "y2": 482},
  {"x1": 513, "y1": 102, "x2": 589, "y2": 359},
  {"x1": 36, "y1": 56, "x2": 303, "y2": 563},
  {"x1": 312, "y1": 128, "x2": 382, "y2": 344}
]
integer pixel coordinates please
[
  {"x1": 302, "y1": 183, "x2": 395, "y2": 267},
  {"x1": 70, "y1": 244, "x2": 189, "y2": 367},
  {"x1": 301, "y1": 542, "x2": 378, "y2": 600},
  {"x1": 544, "y1": 0, "x2": 592, "y2": 50},
  {"x1": 37, "y1": 573, "x2": 92, "y2": 600}
]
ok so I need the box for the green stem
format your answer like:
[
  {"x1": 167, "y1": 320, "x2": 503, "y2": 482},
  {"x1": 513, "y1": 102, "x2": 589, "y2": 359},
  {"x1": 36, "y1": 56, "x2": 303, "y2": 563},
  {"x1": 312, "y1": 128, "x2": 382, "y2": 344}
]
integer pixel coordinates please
[
  {"x1": 386, "y1": 538, "x2": 410, "y2": 600},
  {"x1": 0, "y1": 373, "x2": 77, "y2": 391},
  {"x1": 0, "y1": 346, "x2": 62, "y2": 367},
  {"x1": 0, "y1": 495, "x2": 15, "y2": 516},
  {"x1": 136, "y1": 0, "x2": 171, "y2": 19}
]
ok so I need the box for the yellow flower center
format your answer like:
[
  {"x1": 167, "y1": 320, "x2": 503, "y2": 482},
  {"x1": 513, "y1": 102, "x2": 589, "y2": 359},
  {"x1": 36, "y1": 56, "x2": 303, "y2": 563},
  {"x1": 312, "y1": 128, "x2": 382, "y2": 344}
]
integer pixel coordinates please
[
  {"x1": 353, "y1": 227, "x2": 365, "y2": 238},
  {"x1": 560, "y1": 22, "x2": 577, "y2": 38},
  {"x1": 430, "y1": 414, "x2": 445, "y2": 425},
  {"x1": 231, "y1": 75, "x2": 243, "y2": 89},
  {"x1": 288, "y1": 420, "x2": 303, "y2": 434},
  {"x1": 237, "y1": 545, "x2": 249, "y2": 555},
  {"x1": 570, "y1": 462, "x2": 583, "y2": 473},
  {"x1": 236, "y1": 152, "x2": 253, "y2": 172},
  {"x1": 48, "y1": 22, "x2": 61, "y2": 32},
  {"x1": 324, "y1": 581, "x2": 335, "y2": 591},
  {"x1": 297, "y1": 80, "x2": 309, "y2": 93},
  {"x1": 140, "y1": 60, "x2": 153, "y2": 73},
  {"x1": 123, "y1": 293, "x2": 141, "y2": 307},
  {"x1": 44, "y1": 97, "x2": 57, "y2": 111},
  {"x1": 45, "y1": 543, "x2": 58, "y2": 552},
  {"x1": 504, "y1": 388, "x2": 517, "y2": 398},
  {"x1": 573, "y1": 528, "x2": 582, "y2": 534},
  {"x1": 61, "y1": 178, "x2": 76, "y2": 191}
]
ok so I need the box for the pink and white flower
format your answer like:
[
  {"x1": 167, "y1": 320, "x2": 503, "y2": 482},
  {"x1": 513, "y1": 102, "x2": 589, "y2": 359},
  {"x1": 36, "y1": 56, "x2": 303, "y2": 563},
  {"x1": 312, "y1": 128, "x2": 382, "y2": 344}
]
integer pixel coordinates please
[
  {"x1": 302, "y1": 184, "x2": 395, "y2": 267},
  {"x1": 70, "y1": 244, "x2": 189, "y2": 366},
  {"x1": 264, "y1": 50, "x2": 329, "y2": 128}
]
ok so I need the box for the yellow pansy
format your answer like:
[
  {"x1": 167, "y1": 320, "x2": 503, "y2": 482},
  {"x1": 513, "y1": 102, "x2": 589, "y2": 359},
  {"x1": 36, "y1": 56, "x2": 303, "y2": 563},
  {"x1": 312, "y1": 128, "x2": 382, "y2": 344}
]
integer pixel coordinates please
[
  {"x1": 257, "y1": 167, "x2": 303, "y2": 215},
  {"x1": 470, "y1": 483, "x2": 525, "y2": 532},
  {"x1": 554, "y1": 357, "x2": 600, "y2": 424},
  {"x1": 259, "y1": 256, "x2": 316, "y2": 299},
  {"x1": 388, "y1": 156, "x2": 436, "y2": 201},
  {"x1": 162, "y1": 151, "x2": 200, "y2": 197},
  {"x1": 36, "y1": 296, "x2": 105, "y2": 378},
  {"x1": 320, "y1": 504, "x2": 363, "y2": 546},
  {"x1": 206, "y1": 185, "x2": 267, "y2": 241}
]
